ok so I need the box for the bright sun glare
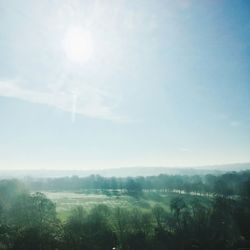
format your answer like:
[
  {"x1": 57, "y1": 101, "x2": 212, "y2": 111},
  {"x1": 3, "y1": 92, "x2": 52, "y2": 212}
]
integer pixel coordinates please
[{"x1": 62, "y1": 26, "x2": 94, "y2": 64}]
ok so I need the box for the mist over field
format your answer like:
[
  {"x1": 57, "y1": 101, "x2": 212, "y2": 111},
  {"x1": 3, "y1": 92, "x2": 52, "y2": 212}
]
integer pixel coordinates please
[{"x1": 1, "y1": 163, "x2": 250, "y2": 179}]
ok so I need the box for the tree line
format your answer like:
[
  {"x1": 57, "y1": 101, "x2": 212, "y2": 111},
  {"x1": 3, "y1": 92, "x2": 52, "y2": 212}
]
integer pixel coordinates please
[{"x1": 27, "y1": 170, "x2": 250, "y2": 198}]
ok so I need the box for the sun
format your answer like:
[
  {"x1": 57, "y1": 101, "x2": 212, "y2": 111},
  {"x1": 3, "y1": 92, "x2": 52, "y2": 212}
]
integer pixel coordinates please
[{"x1": 62, "y1": 26, "x2": 94, "y2": 64}]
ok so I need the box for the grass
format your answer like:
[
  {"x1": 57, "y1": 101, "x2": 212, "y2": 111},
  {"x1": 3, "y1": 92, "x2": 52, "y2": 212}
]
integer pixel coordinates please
[{"x1": 42, "y1": 191, "x2": 211, "y2": 221}]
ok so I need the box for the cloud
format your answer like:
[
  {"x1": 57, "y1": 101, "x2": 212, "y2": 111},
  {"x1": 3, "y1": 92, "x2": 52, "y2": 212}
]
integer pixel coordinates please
[{"x1": 0, "y1": 79, "x2": 126, "y2": 122}]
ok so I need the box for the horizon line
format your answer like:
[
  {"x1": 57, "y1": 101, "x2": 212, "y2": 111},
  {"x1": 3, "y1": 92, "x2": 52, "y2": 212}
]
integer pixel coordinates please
[{"x1": 0, "y1": 162, "x2": 249, "y2": 172}]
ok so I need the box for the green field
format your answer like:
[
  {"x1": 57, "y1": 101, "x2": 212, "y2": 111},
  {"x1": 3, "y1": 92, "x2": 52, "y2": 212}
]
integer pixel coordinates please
[{"x1": 43, "y1": 191, "x2": 211, "y2": 221}]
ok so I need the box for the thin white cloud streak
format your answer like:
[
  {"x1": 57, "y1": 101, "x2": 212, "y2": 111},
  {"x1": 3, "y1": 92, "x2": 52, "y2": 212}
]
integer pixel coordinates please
[
  {"x1": 0, "y1": 79, "x2": 126, "y2": 122},
  {"x1": 71, "y1": 91, "x2": 78, "y2": 123}
]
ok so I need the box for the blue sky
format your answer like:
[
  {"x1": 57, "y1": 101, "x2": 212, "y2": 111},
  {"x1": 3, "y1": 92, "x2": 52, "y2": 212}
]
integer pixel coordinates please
[{"x1": 0, "y1": 0, "x2": 250, "y2": 169}]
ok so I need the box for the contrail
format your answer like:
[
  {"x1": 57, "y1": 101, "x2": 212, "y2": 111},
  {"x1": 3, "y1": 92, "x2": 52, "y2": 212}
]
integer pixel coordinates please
[{"x1": 71, "y1": 91, "x2": 78, "y2": 123}]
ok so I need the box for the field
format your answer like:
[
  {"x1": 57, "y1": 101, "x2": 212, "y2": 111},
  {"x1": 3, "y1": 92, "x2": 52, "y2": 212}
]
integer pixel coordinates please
[{"x1": 42, "y1": 191, "x2": 211, "y2": 221}]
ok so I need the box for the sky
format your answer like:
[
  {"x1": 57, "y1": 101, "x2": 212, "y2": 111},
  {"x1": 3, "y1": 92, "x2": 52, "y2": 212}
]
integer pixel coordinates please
[{"x1": 0, "y1": 0, "x2": 250, "y2": 170}]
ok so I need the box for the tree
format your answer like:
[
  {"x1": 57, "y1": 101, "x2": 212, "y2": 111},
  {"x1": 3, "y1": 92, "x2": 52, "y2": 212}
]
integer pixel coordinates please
[
  {"x1": 64, "y1": 205, "x2": 115, "y2": 250},
  {"x1": 125, "y1": 179, "x2": 142, "y2": 198},
  {"x1": 170, "y1": 197, "x2": 187, "y2": 232},
  {"x1": 152, "y1": 205, "x2": 166, "y2": 229}
]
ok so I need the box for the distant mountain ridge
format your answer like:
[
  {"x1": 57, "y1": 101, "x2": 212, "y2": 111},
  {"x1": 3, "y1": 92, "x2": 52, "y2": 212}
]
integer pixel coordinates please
[{"x1": 0, "y1": 163, "x2": 249, "y2": 179}]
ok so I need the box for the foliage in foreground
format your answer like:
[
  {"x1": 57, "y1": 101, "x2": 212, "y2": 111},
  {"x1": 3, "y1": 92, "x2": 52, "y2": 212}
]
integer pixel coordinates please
[{"x1": 0, "y1": 177, "x2": 250, "y2": 250}]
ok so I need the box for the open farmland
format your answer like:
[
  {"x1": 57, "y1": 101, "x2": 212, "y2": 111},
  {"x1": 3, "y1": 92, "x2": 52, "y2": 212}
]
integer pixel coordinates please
[{"x1": 42, "y1": 191, "x2": 210, "y2": 221}]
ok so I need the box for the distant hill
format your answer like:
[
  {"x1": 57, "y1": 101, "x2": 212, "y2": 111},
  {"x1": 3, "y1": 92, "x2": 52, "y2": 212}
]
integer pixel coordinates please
[{"x1": 0, "y1": 162, "x2": 249, "y2": 179}]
